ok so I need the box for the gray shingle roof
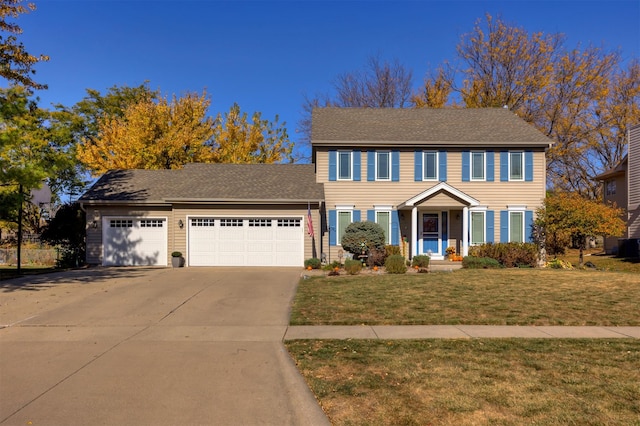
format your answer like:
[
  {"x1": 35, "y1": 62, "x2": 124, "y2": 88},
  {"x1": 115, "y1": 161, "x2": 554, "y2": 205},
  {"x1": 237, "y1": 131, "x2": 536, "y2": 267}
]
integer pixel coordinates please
[
  {"x1": 312, "y1": 107, "x2": 554, "y2": 147},
  {"x1": 80, "y1": 163, "x2": 324, "y2": 204}
]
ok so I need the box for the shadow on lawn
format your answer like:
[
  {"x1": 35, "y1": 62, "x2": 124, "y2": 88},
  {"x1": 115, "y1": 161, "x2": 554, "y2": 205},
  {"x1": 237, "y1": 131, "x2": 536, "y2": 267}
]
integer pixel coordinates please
[{"x1": 0, "y1": 266, "x2": 162, "y2": 293}]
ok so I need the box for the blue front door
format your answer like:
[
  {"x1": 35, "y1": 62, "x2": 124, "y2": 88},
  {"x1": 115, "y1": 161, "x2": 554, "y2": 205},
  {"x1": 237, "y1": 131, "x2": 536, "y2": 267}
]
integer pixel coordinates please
[{"x1": 421, "y1": 213, "x2": 440, "y2": 255}]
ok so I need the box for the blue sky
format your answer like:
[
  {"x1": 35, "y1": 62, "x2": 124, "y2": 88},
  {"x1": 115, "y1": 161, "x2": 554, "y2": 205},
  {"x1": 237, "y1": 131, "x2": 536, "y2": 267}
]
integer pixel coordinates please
[{"x1": 18, "y1": 0, "x2": 640, "y2": 159}]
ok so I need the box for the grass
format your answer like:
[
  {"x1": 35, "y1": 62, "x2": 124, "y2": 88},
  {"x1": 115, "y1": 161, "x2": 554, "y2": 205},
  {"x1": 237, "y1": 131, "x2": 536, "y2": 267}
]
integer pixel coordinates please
[
  {"x1": 291, "y1": 268, "x2": 640, "y2": 326},
  {"x1": 286, "y1": 339, "x2": 640, "y2": 425},
  {"x1": 557, "y1": 248, "x2": 640, "y2": 273},
  {"x1": 0, "y1": 265, "x2": 57, "y2": 281}
]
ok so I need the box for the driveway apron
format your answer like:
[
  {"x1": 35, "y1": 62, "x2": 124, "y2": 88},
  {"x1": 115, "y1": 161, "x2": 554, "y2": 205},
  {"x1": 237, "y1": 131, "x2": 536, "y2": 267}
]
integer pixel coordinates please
[{"x1": 0, "y1": 267, "x2": 329, "y2": 426}]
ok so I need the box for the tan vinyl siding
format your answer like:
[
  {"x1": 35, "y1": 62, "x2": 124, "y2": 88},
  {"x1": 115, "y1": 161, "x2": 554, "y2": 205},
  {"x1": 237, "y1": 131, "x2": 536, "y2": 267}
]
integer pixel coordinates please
[
  {"x1": 628, "y1": 126, "x2": 640, "y2": 238},
  {"x1": 318, "y1": 149, "x2": 546, "y2": 211}
]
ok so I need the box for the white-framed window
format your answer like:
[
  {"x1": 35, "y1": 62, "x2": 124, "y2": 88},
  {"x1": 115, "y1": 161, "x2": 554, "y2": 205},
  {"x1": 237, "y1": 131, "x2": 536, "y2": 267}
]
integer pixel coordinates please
[
  {"x1": 110, "y1": 219, "x2": 133, "y2": 228},
  {"x1": 423, "y1": 151, "x2": 438, "y2": 180},
  {"x1": 338, "y1": 151, "x2": 352, "y2": 180},
  {"x1": 191, "y1": 218, "x2": 215, "y2": 227},
  {"x1": 376, "y1": 151, "x2": 391, "y2": 181},
  {"x1": 375, "y1": 210, "x2": 391, "y2": 244},
  {"x1": 248, "y1": 219, "x2": 272, "y2": 227},
  {"x1": 509, "y1": 210, "x2": 525, "y2": 243},
  {"x1": 337, "y1": 210, "x2": 353, "y2": 245},
  {"x1": 220, "y1": 219, "x2": 243, "y2": 227},
  {"x1": 277, "y1": 219, "x2": 301, "y2": 227},
  {"x1": 470, "y1": 211, "x2": 485, "y2": 245},
  {"x1": 471, "y1": 151, "x2": 486, "y2": 181},
  {"x1": 140, "y1": 219, "x2": 163, "y2": 228},
  {"x1": 509, "y1": 151, "x2": 524, "y2": 181}
]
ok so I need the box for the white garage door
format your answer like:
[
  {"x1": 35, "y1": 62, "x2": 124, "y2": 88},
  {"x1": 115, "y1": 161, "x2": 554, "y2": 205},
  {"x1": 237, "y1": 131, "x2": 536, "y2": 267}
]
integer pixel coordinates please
[
  {"x1": 188, "y1": 217, "x2": 303, "y2": 267},
  {"x1": 103, "y1": 218, "x2": 167, "y2": 266}
]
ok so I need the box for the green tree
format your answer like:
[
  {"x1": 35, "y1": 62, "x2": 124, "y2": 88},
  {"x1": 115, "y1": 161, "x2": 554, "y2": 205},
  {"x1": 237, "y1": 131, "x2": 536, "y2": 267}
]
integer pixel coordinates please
[
  {"x1": 0, "y1": 0, "x2": 49, "y2": 89},
  {"x1": 535, "y1": 192, "x2": 625, "y2": 267}
]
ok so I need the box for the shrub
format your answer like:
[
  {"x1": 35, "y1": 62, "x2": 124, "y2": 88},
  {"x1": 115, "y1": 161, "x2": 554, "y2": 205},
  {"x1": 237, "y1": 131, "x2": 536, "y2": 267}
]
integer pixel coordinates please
[
  {"x1": 340, "y1": 221, "x2": 386, "y2": 256},
  {"x1": 462, "y1": 256, "x2": 502, "y2": 269},
  {"x1": 171, "y1": 251, "x2": 182, "y2": 257},
  {"x1": 322, "y1": 260, "x2": 342, "y2": 271},
  {"x1": 411, "y1": 255, "x2": 430, "y2": 268},
  {"x1": 304, "y1": 258, "x2": 321, "y2": 269},
  {"x1": 468, "y1": 242, "x2": 538, "y2": 268},
  {"x1": 344, "y1": 258, "x2": 363, "y2": 275},
  {"x1": 367, "y1": 248, "x2": 387, "y2": 267},
  {"x1": 546, "y1": 258, "x2": 574, "y2": 269},
  {"x1": 385, "y1": 254, "x2": 407, "y2": 274},
  {"x1": 385, "y1": 245, "x2": 401, "y2": 256}
]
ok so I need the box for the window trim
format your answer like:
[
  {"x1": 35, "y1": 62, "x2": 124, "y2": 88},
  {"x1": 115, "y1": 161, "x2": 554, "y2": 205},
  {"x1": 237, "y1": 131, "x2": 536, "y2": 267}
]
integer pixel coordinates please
[
  {"x1": 470, "y1": 209, "x2": 486, "y2": 246},
  {"x1": 337, "y1": 150, "x2": 353, "y2": 181},
  {"x1": 509, "y1": 151, "x2": 525, "y2": 181},
  {"x1": 375, "y1": 151, "x2": 391, "y2": 181},
  {"x1": 471, "y1": 151, "x2": 486, "y2": 181},
  {"x1": 336, "y1": 206, "x2": 354, "y2": 246},
  {"x1": 508, "y1": 208, "x2": 526, "y2": 243},
  {"x1": 375, "y1": 208, "x2": 392, "y2": 244},
  {"x1": 422, "y1": 151, "x2": 439, "y2": 181}
]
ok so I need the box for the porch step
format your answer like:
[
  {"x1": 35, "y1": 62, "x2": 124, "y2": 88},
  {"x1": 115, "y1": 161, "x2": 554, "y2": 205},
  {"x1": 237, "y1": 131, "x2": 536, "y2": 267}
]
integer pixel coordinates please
[{"x1": 430, "y1": 260, "x2": 463, "y2": 272}]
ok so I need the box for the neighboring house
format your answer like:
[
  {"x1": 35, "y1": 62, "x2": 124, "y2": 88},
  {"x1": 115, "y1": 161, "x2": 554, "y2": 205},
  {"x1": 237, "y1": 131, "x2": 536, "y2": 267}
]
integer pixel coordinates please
[
  {"x1": 312, "y1": 108, "x2": 553, "y2": 260},
  {"x1": 596, "y1": 124, "x2": 640, "y2": 256},
  {"x1": 80, "y1": 107, "x2": 554, "y2": 266},
  {"x1": 79, "y1": 164, "x2": 324, "y2": 266}
]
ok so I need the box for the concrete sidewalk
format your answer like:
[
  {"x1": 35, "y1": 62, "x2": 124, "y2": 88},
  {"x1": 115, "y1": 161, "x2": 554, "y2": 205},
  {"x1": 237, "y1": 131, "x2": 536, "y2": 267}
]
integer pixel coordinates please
[{"x1": 284, "y1": 325, "x2": 640, "y2": 340}]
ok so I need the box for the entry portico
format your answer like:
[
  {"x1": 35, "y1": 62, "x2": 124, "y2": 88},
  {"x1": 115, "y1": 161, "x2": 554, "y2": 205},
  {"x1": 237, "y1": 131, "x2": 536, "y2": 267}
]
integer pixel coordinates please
[{"x1": 398, "y1": 182, "x2": 480, "y2": 259}]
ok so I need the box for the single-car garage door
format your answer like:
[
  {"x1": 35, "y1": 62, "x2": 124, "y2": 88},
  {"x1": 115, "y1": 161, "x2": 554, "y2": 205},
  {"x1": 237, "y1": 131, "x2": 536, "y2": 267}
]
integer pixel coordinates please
[
  {"x1": 188, "y1": 217, "x2": 303, "y2": 266},
  {"x1": 103, "y1": 218, "x2": 167, "y2": 266}
]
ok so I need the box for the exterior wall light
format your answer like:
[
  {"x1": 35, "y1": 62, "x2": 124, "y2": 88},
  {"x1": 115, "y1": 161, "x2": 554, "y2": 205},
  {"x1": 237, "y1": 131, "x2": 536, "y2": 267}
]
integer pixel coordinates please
[{"x1": 178, "y1": 219, "x2": 184, "y2": 229}]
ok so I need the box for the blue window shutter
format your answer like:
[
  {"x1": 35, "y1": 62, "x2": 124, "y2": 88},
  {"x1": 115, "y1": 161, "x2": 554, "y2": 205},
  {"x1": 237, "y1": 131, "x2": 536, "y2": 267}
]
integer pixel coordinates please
[
  {"x1": 439, "y1": 151, "x2": 447, "y2": 182},
  {"x1": 441, "y1": 211, "x2": 448, "y2": 253},
  {"x1": 414, "y1": 151, "x2": 422, "y2": 181},
  {"x1": 392, "y1": 150, "x2": 400, "y2": 182},
  {"x1": 486, "y1": 210, "x2": 495, "y2": 243},
  {"x1": 500, "y1": 210, "x2": 509, "y2": 242},
  {"x1": 462, "y1": 151, "x2": 470, "y2": 182},
  {"x1": 367, "y1": 209, "x2": 375, "y2": 222},
  {"x1": 525, "y1": 151, "x2": 534, "y2": 181},
  {"x1": 500, "y1": 151, "x2": 508, "y2": 181},
  {"x1": 367, "y1": 151, "x2": 375, "y2": 181},
  {"x1": 353, "y1": 210, "x2": 361, "y2": 222},
  {"x1": 525, "y1": 210, "x2": 534, "y2": 242},
  {"x1": 487, "y1": 151, "x2": 495, "y2": 182},
  {"x1": 329, "y1": 210, "x2": 337, "y2": 245},
  {"x1": 353, "y1": 151, "x2": 361, "y2": 181},
  {"x1": 391, "y1": 210, "x2": 400, "y2": 245},
  {"x1": 329, "y1": 151, "x2": 337, "y2": 181}
]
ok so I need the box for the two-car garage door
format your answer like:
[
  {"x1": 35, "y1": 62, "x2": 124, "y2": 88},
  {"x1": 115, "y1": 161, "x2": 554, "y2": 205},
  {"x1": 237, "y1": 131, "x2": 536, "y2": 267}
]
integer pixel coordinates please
[{"x1": 188, "y1": 217, "x2": 303, "y2": 267}]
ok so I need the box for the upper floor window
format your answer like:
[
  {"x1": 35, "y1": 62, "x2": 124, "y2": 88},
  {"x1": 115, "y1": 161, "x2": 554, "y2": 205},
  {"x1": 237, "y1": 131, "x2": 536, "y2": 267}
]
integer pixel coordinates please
[
  {"x1": 376, "y1": 151, "x2": 390, "y2": 180},
  {"x1": 338, "y1": 151, "x2": 352, "y2": 180},
  {"x1": 510, "y1": 151, "x2": 524, "y2": 181},
  {"x1": 471, "y1": 151, "x2": 486, "y2": 181},
  {"x1": 423, "y1": 151, "x2": 438, "y2": 180}
]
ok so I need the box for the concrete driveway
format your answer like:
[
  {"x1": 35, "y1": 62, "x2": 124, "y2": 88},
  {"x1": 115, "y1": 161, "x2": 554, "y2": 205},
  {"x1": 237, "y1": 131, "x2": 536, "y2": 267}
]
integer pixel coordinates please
[{"x1": 0, "y1": 267, "x2": 329, "y2": 426}]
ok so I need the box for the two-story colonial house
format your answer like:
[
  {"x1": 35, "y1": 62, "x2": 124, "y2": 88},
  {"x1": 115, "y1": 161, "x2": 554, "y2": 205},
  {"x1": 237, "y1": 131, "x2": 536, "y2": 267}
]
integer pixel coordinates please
[
  {"x1": 312, "y1": 108, "x2": 553, "y2": 260},
  {"x1": 80, "y1": 107, "x2": 553, "y2": 266}
]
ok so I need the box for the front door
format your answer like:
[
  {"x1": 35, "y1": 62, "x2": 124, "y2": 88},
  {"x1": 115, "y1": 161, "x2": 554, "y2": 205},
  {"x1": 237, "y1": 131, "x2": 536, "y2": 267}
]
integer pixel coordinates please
[{"x1": 420, "y1": 212, "x2": 448, "y2": 257}]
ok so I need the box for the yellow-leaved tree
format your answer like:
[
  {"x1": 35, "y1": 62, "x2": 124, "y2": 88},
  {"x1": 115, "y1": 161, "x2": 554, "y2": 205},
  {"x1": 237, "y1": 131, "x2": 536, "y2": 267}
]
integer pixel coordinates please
[
  {"x1": 77, "y1": 91, "x2": 216, "y2": 175},
  {"x1": 535, "y1": 192, "x2": 625, "y2": 267},
  {"x1": 212, "y1": 103, "x2": 293, "y2": 164}
]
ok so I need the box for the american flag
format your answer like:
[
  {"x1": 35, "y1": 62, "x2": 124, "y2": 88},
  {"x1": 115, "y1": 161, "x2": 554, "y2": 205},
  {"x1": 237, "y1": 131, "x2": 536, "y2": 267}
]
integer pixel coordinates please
[{"x1": 307, "y1": 202, "x2": 315, "y2": 238}]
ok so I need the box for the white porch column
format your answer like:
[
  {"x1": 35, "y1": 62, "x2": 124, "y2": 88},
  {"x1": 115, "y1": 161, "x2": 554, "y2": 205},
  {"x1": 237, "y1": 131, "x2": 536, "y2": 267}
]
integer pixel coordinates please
[
  {"x1": 462, "y1": 206, "x2": 469, "y2": 256},
  {"x1": 411, "y1": 206, "x2": 418, "y2": 258}
]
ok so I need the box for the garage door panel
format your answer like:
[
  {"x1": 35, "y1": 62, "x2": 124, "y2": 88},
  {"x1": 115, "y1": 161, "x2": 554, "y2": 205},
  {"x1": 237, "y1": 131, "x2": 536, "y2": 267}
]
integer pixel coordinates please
[
  {"x1": 188, "y1": 217, "x2": 303, "y2": 267},
  {"x1": 103, "y1": 218, "x2": 167, "y2": 266}
]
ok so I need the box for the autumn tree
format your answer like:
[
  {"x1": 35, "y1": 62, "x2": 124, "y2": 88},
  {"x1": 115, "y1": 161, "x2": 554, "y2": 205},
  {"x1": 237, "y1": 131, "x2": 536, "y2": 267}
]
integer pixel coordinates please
[
  {"x1": 0, "y1": 0, "x2": 48, "y2": 89},
  {"x1": 414, "y1": 14, "x2": 640, "y2": 198},
  {"x1": 77, "y1": 90, "x2": 216, "y2": 175},
  {"x1": 535, "y1": 192, "x2": 625, "y2": 267},
  {"x1": 298, "y1": 55, "x2": 413, "y2": 154},
  {"x1": 212, "y1": 103, "x2": 293, "y2": 164}
]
